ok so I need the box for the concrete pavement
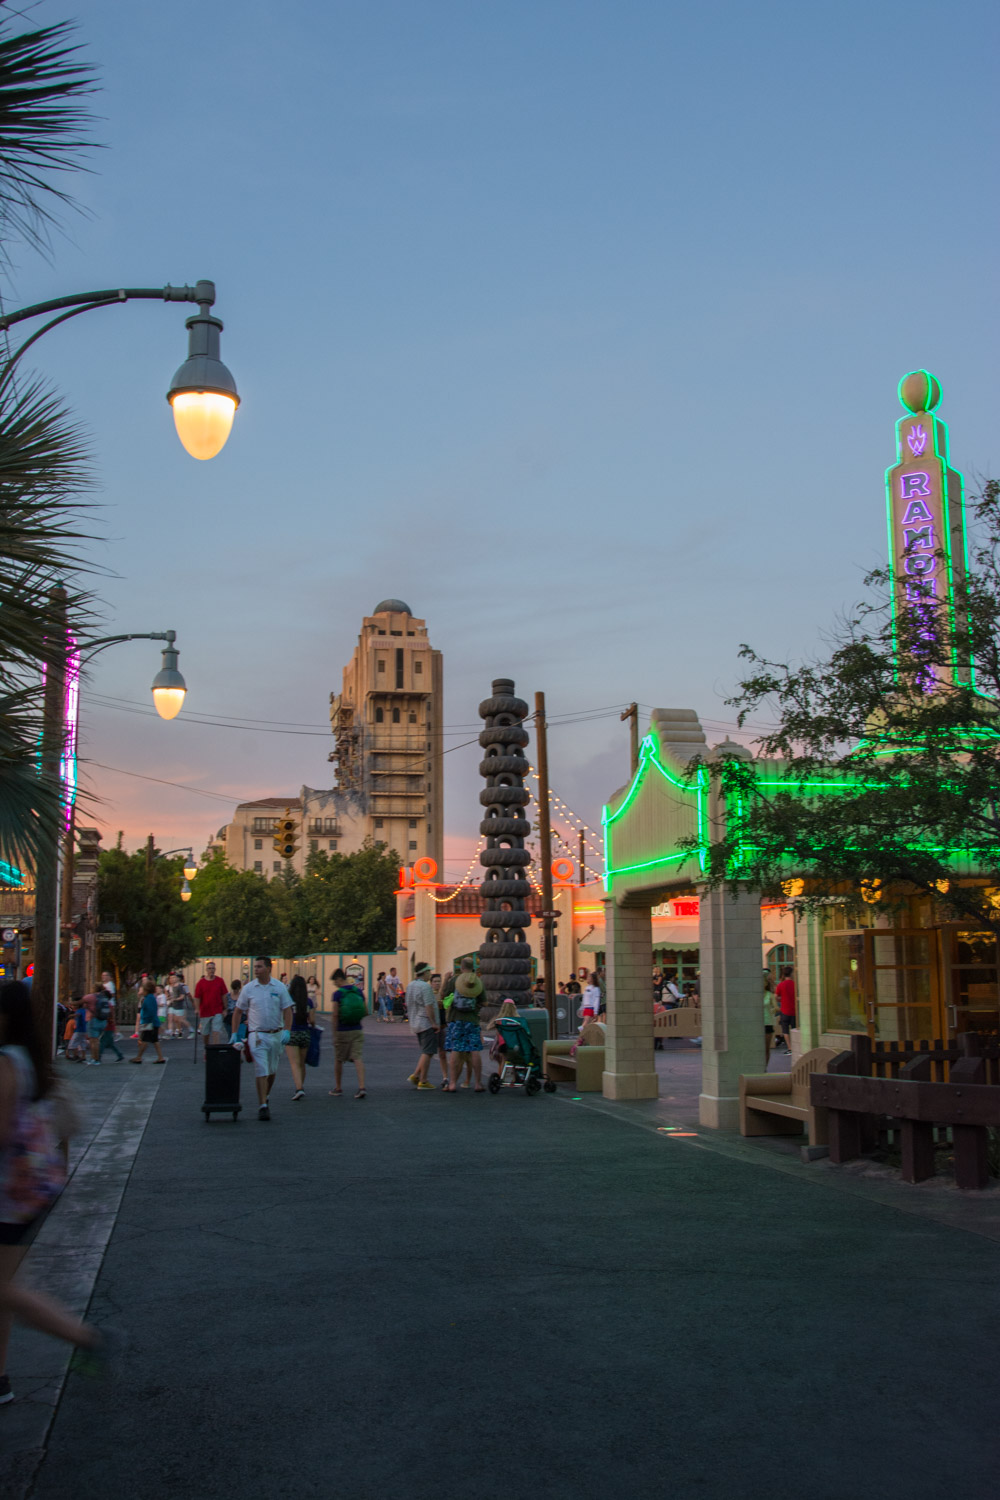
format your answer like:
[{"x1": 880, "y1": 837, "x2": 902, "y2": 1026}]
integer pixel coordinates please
[{"x1": 5, "y1": 1021, "x2": 999, "y2": 1499}]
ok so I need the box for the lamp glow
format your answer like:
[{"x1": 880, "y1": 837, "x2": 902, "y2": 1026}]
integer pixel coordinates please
[
  {"x1": 151, "y1": 632, "x2": 186, "y2": 719},
  {"x1": 170, "y1": 390, "x2": 237, "y2": 461},
  {"x1": 152, "y1": 684, "x2": 186, "y2": 720},
  {"x1": 183, "y1": 858, "x2": 198, "y2": 881},
  {"x1": 180, "y1": 879, "x2": 192, "y2": 902}
]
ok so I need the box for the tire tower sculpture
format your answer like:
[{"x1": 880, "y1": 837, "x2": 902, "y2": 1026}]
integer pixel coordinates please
[{"x1": 477, "y1": 678, "x2": 533, "y2": 1011}]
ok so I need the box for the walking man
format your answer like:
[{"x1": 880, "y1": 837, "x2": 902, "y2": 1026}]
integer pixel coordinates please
[
  {"x1": 194, "y1": 960, "x2": 228, "y2": 1059},
  {"x1": 329, "y1": 968, "x2": 367, "y2": 1099},
  {"x1": 775, "y1": 964, "x2": 797, "y2": 1058},
  {"x1": 405, "y1": 963, "x2": 440, "y2": 1089},
  {"x1": 230, "y1": 956, "x2": 292, "y2": 1121},
  {"x1": 385, "y1": 966, "x2": 403, "y2": 1021}
]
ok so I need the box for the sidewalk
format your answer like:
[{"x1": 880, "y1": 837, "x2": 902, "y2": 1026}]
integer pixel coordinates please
[{"x1": 5, "y1": 1023, "x2": 999, "y2": 1499}]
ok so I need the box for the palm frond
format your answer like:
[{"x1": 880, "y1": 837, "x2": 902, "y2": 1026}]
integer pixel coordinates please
[{"x1": 0, "y1": 20, "x2": 99, "y2": 257}]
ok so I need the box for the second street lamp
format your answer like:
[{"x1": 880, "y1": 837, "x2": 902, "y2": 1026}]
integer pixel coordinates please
[{"x1": 150, "y1": 632, "x2": 187, "y2": 720}]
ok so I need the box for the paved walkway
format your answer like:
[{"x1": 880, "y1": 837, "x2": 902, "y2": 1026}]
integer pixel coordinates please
[{"x1": 4, "y1": 1023, "x2": 998, "y2": 1499}]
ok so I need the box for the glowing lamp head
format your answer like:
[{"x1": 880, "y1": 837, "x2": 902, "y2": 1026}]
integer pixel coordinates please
[
  {"x1": 169, "y1": 391, "x2": 237, "y2": 460},
  {"x1": 166, "y1": 285, "x2": 239, "y2": 460},
  {"x1": 151, "y1": 632, "x2": 186, "y2": 720},
  {"x1": 183, "y1": 857, "x2": 198, "y2": 882},
  {"x1": 180, "y1": 879, "x2": 192, "y2": 903}
]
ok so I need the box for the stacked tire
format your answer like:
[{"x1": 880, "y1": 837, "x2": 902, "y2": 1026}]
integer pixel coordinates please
[{"x1": 477, "y1": 678, "x2": 534, "y2": 1010}]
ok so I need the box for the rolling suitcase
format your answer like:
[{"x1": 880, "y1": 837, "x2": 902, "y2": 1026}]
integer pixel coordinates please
[{"x1": 202, "y1": 1044, "x2": 242, "y2": 1121}]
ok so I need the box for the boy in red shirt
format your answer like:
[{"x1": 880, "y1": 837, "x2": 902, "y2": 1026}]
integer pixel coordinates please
[
  {"x1": 775, "y1": 965, "x2": 796, "y2": 1055},
  {"x1": 194, "y1": 961, "x2": 229, "y2": 1058}
]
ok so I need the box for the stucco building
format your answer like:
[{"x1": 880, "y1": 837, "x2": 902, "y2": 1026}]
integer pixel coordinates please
[{"x1": 329, "y1": 599, "x2": 444, "y2": 872}]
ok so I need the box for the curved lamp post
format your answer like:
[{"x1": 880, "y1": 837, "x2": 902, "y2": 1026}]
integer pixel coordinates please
[
  {"x1": 82, "y1": 629, "x2": 187, "y2": 719},
  {"x1": 0, "y1": 279, "x2": 239, "y2": 459},
  {"x1": 157, "y1": 846, "x2": 198, "y2": 900}
]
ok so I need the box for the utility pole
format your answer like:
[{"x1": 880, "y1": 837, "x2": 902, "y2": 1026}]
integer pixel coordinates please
[
  {"x1": 33, "y1": 585, "x2": 68, "y2": 1052},
  {"x1": 143, "y1": 833, "x2": 155, "y2": 974},
  {"x1": 621, "y1": 701, "x2": 639, "y2": 775},
  {"x1": 534, "y1": 691, "x2": 556, "y2": 1035},
  {"x1": 578, "y1": 828, "x2": 586, "y2": 886}
]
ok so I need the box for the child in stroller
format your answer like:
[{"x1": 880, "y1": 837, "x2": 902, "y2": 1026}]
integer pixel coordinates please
[{"x1": 488, "y1": 1012, "x2": 557, "y2": 1096}]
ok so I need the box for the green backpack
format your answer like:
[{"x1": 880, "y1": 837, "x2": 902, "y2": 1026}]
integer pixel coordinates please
[{"x1": 337, "y1": 988, "x2": 367, "y2": 1025}]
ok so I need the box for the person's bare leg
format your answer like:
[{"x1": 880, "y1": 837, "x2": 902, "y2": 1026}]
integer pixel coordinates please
[
  {"x1": 439, "y1": 1047, "x2": 450, "y2": 1083},
  {"x1": 254, "y1": 1076, "x2": 268, "y2": 1105},
  {"x1": 133, "y1": 1040, "x2": 146, "y2": 1063},
  {"x1": 331, "y1": 1057, "x2": 343, "y2": 1093},
  {"x1": 471, "y1": 1053, "x2": 483, "y2": 1088},
  {"x1": 266, "y1": 1071, "x2": 277, "y2": 1098},
  {"x1": 154, "y1": 1039, "x2": 165, "y2": 1061},
  {"x1": 354, "y1": 1058, "x2": 366, "y2": 1095},
  {"x1": 286, "y1": 1046, "x2": 303, "y2": 1090},
  {"x1": 448, "y1": 1052, "x2": 464, "y2": 1090},
  {"x1": 0, "y1": 1247, "x2": 97, "y2": 1370}
]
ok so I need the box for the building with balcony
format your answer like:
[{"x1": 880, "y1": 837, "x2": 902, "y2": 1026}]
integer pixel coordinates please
[{"x1": 329, "y1": 599, "x2": 444, "y2": 872}]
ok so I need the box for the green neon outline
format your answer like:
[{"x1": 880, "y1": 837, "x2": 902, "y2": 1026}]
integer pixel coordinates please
[
  {"x1": 603, "y1": 733, "x2": 707, "y2": 888},
  {"x1": 885, "y1": 401, "x2": 971, "y2": 689}
]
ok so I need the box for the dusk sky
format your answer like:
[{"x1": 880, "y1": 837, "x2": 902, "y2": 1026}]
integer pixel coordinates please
[{"x1": 17, "y1": 0, "x2": 998, "y2": 877}]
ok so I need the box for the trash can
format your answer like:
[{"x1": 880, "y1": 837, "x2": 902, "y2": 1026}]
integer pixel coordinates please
[{"x1": 203, "y1": 1044, "x2": 242, "y2": 1121}]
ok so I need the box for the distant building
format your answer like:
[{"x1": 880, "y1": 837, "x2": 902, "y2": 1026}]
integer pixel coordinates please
[
  {"x1": 329, "y1": 599, "x2": 444, "y2": 871},
  {"x1": 222, "y1": 788, "x2": 367, "y2": 878}
]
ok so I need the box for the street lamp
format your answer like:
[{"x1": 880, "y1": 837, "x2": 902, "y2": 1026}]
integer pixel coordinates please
[
  {"x1": 0, "y1": 279, "x2": 239, "y2": 459},
  {"x1": 150, "y1": 632, "x2": 187, "y2": 720}
]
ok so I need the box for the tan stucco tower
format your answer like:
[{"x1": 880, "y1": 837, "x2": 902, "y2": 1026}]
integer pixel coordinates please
[{"x1": 329, "y1": 600, "x2": 444, "y2": 871}]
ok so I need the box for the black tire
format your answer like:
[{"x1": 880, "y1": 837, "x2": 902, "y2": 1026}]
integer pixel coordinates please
[
  {"x1": 480, "y1": 847, "x2": 531, "y2": 868},
  {"x1": 479, "y1": 877, "x2": 531, "y2": 899},
  {"x1": 480, "y1": 909, "x2": 532, "y2": 928},
  {"x1": 477, "y1": 940, "x2": 532, "y2": 959},
  {"x1": 543, "y1": 1079, "x2": 557, "y2": 1093},
  {"x1": 488, "y1": 1073, "x2": 502, "y2": 1094},
  {"x1": 479, "y1": 725, "x2": 529, "y2": 749},
  {"x1": 479, "y1": 785, "x2": 530, "y2": 808},
  {"x1": 478, "y1": 693, "x2": 529, "y2": 719},
  {"x1": 479, "y1": 816, "x2": 531, "y2": 838},
  {"x1": 525, "y1": 1077, "x2": 541, "y2": 1095},
  {"x1": 479, "y1": 755, "x2": 530, "y2": 777}
]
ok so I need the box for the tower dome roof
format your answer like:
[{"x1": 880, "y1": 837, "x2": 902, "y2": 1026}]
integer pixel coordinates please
[{"x1": 373, "y1": 598, "x2": 411, "y2": 616}]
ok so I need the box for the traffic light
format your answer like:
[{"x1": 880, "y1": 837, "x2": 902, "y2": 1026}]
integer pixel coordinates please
[{"x1": 272, "y1": 808, "x2": 299, "y2": 860}]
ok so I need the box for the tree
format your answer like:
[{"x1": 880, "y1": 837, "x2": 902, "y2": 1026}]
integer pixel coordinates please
[
  {"x1": 298, "y1": 840, "x2": 399, "y2": 953},
  {"x1": 97, "y1": 836, "x2": 198, "y2": 976},
  {"x1": 692, "y1": 481, "x2": 1000, "y2": 934},
  {"x1": 195, "y1": 870, "x2": 290, "y2": 958},
  {"x1": 0, "y1": 20, "x2": 97, "y2": 873}
]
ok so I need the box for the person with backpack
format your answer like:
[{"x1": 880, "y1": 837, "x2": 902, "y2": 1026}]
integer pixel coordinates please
[
  {"x1": 85, "y1": 991, "x2": 112, "y2": 1065},
  {"x1": 0, "y1": 981, "x2": 108, "y2": 1405},
  {"x1": 328, "y1": 968, "x2": 367, "y2": 1100},
  {"x1": 405, "y1": 962, "x2": 440, "y2": 1090},
  {"x1": 444, "y1": 958, "x2": 486, "y2": 1093}
]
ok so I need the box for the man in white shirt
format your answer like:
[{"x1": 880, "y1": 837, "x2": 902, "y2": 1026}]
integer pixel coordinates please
[
  {"x1": 405, "y1": 962, "x2": 440, "y2": 1089},
  {"x1": 230, "y1": 955, "x2": 292, "y2": 1120}
]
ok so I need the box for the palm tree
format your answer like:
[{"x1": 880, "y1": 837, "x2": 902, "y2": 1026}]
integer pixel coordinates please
[{"x1": 0, "y1": 18, "x2": 97, "y2": 876}]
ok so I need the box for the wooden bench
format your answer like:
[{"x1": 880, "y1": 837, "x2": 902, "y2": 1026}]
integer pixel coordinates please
[
  {"x1": 543, "y1": 1040, "x2": 605, "y2": 1092},
  {"x1": 739, "y1": 1048, "x2": 838, "y2": 1150},
  {"x1": 654, "y1": 1006, "x2": 702, "y2": 1041}
]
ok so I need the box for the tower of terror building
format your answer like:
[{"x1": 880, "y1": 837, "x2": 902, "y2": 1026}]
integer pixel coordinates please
[{"x1": 329, "y1": 600, "x2": 444, "y2": 872}]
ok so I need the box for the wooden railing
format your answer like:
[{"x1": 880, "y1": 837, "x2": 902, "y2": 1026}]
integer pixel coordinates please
[{"x1": 810, "y1": 1032, "x2": 1000, "y2": 1190}]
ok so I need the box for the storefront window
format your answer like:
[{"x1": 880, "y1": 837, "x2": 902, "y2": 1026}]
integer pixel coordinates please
[{"x1": 823, "y1": 931, "x2": 867, "y2": 1033}]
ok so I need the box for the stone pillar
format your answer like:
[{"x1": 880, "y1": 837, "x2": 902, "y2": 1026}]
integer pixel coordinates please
[
  {"x1": 698, "y1": 886, "x2": 764, "y2": 1129},
  {"x1": 794, "y1": 907, "x2": 824, "y2": 1051},
  {"x1": 412, "y1": 880, "x2": 436, "y2": 975},
  {"x1": 602, "y1": 898, "x2": 658, "y2": 1100}
]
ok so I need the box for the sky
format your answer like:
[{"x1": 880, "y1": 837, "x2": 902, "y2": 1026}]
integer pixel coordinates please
[{"x1": 10, "y1": 0, "x2": 998, "y2": 877}]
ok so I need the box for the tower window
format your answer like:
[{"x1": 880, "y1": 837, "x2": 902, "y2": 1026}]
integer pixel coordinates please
[
  {"x1": 395, "y1": 648, "x2": 404, "y2": 688},
  {"x1": 408, "y1": 711, "x2": 416, "y2": 723},
  {"x1": 253, "y1": 861, "x2": 262, "y2": 873},
  {"x1": 375, "y1": 819, "x2": 384, "y2": 829},
  {"x1": 310, "y1": 839, "x2": 318, "y2": 852},
  {"x1": 392, "y1": 707, "x2": 400, "y2": 724},
  {"x1": 377, "y1": 659, "x2": 385, "y2": 673},
  {"x1": 254, "y1": 839, "x2": 262, "y2": 850},
  {"x1": 375, "y1": 707, "x2": 384, "y2": 723},
  {"x1": 414, "y1": 659, "x2": 422, "y2": 674},
  {"x1": 272, "y1": 861, "x2": 281, "y2": 872},
  {"x1": 409, "y1": 819, "x2": 417, "y2": 829},
  {"x1": 328, "y1": 839, "x2": 338, "y2": 850},
  {"x1": 408, "y1": 841, "x2": 417, "y2": 850}
]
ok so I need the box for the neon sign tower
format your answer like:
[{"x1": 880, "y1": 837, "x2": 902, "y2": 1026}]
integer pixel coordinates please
[{"x1": 885, "y1": 370, "x2": 970, "y2": 690}]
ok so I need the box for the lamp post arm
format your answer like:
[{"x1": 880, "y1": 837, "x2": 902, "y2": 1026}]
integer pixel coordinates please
[
  {"x1": 0, "y1": 282, "x2": 217, "y2": 384},
  {"x1": 0, "y1": 283, "x2": 215, "y2": 333},
  {"x1": 78, "y1": 629, "x2": 175, "y2": 665}
]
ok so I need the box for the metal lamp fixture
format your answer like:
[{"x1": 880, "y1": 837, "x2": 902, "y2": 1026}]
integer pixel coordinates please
[
  {"x1": 151, "y1": 630, "x2": 187, "y2": 720},
  {"x1": 183, "y1": 855, "x2": 198, "y2": 881},
  {"x1": 166, "y1": 280, "x2": 240, "y2": 460},
  {"x1": 180, "y1": 879, "x2": 192, "y2": 903}
]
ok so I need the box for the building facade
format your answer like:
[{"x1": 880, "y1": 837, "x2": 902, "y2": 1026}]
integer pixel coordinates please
[
  {"x1": 222, "y1": 788, "x2": 368, "y2": 878},
  {"x1": 329, "y1": 599, "x2": 444, "y2": 872}
]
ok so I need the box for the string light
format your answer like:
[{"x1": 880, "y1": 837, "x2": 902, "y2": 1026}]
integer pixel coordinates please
[{"x1": 429, "y1": 837, "x2": 485, "y2": 902}]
